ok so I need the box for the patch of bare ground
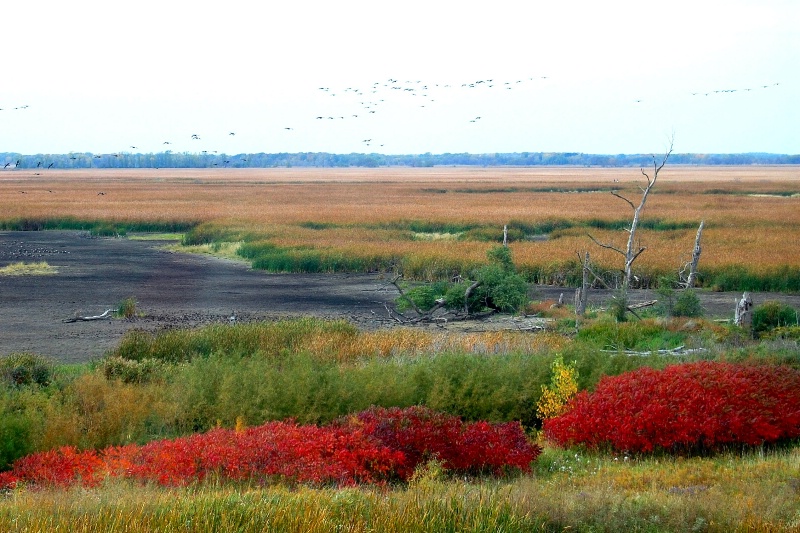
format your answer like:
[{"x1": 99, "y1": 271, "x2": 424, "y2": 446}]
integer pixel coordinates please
[{"x1": 1, "y1": 231, "x2": 799, "y2": 363}]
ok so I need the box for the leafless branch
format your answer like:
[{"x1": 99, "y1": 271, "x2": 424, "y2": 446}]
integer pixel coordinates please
[
  {"x1": 587, "y1": 233, "x2": 625, "y2": 256},
  {"x1": 610, "y1": 191, "x2": 636, "y2": 210}
]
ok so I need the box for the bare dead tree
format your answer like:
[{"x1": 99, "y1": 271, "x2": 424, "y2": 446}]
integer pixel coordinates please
[
  {"x1": 574, "y1": 251, "x2": 590, "y2": 317},
  {"x1": 680, "y1": 220, "x2": 705, "y2": 289},
  {"x1": 588, "y1": 138, "x2": 674, "y2": 292}
]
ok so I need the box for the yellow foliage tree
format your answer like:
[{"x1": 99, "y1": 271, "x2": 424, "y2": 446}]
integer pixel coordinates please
[{"x1": 536, "y1": 356, "x2": 579, "y2": 420}]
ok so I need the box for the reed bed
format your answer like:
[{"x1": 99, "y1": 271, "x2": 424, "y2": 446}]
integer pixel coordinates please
[{"x1": 2, "y1": 166, "x2": 799, "y2": 288}]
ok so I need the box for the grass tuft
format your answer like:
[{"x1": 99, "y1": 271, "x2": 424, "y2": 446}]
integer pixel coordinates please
[{"x1": 0, "y1": 261, "x2": 57, "y2": 276}]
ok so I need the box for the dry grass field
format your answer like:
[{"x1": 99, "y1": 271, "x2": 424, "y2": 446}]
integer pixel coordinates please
[{"x1": 2, "y1": 166, "x2": 799, "y2": 287}]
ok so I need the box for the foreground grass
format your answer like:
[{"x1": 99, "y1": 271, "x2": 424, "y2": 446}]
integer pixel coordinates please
[
  {"x1": 0, "y1": 261, "x2": 57, "y2": 276},
  {"x1": 1, "y1": 447, "x2": 798, "y2": 532}
]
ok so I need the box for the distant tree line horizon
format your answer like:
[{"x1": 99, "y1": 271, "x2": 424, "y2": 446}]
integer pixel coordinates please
[{"x1": 2, "y1": 151, "x2": 799, "y2": 169}]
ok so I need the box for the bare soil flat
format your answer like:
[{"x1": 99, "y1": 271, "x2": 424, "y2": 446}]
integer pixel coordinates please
[
  {"x1": 0, "y1": 231, "x2": 399, "y2": 363},
  {"x1": 3, "y1": 231, "x2": 799, "y2": 363}
]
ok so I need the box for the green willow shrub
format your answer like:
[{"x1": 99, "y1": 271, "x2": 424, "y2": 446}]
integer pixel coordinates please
[
  {"x1": 0, "y1": 353, "x2": 53, "y2": 387},
  {"x1": 0, "y1": 396, "x2": 34, "y2": 469},
  {"x1": 753, "y1": 301, "x2": 798, "y2": 337},
  {"x1": 396, "y1": 246, "x2": 529, "y2": 314},
  {"x1": 673, "y1": 289, "x2": 703, "y2": 317}
]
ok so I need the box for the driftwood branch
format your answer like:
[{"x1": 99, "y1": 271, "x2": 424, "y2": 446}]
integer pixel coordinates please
[
  {"x1": 629, "y1": 299, "x2": 658, "y2": 310},
  {"x1": 601, "y1": 345, "x2": 707, "y2": 357},
  {"x1": 389, "y1": 275, "x2": 425, "y2": 316},
  {"x1": 63, "y1": 309, "x2": 114, "y2": 323}
]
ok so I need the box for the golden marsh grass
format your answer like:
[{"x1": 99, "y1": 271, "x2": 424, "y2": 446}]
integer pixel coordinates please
[{"x1": 2, "y1": 166, "x2": 799, "y2": 282}]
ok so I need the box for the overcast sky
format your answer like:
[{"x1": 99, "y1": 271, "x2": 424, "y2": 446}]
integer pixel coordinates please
[{"x1": 1, "y1": 0, "x2": 797, "y2": 156}]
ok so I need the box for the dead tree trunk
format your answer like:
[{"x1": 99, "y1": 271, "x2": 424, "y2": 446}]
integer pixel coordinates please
[
  {"x1": 463, "y1": 280, "x2": 482, "y2": 314},
  {"x1": 734, "y1": 292, "x2": 753, "y2": 329},
  {"x1": 574, "y1": 251, "x2": 590, "y2": 316},
  {"x1": 683, "y1": 220, "x2": 704, "y2": 289},
  {"x1": 589, "y1": 139, "x2": 674, "y2": 291}
]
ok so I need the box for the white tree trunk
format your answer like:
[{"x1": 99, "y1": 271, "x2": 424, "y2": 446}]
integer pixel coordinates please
[
  {"x1": 685, "y1": 220, "x2": 704, "y2": 288},
  {"x1": 575, "y1": 251, "x2": 590, "y2": 316},
  {"x1": 734, "y1": 292, "x2": 753, "y2": 328}
]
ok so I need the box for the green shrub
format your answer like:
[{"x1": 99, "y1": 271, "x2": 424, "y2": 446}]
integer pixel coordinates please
[
  {"x1": 752, "y1": 301, "x2": 798, "y2": 337},
  {"x1": 101, "y1": 357, "x2": 166, "y2": 384},
  {"x1": 674, "y1": 289, "x2": 703, "y2": 317},
  {"x1": 396, "y1": 246, "x2": 529, "y2": 314},
  {"x1": 0, "y1": 408, "x2": 32, "y2": 469},
  {"x1": 762, "y1": 325, "x2": 800, "y2": 341},
  {"x1": 396, "y1": 281, "x2": 450, "y2": 312},
  {"x1": 608, "y1": 290, "x2": 629, "y2": 322},
  {"x1": 576, "y1": 318, "x2": 686, "y2": 352},
  {"x1": 0, "y1": 353, "x2": 53, "y2": 387}
]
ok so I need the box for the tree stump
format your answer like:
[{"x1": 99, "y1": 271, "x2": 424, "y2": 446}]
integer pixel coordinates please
[{"x1": 734, "y1": 292, "x2": 753, "y2": 328}]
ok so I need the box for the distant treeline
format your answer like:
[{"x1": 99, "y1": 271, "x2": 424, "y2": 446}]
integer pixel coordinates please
[{"x1": 3, "y1": 151, "x2": 799, "y2": 169}]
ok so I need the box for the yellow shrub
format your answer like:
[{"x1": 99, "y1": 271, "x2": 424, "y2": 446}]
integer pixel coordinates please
[{"x1": 536, "y1": 356, "x2": 578, "y2": 420}]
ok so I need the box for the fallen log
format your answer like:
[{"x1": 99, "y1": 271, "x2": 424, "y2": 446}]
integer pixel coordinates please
[{"x1": 63, "y1": 309, "x2": 114, "y2": 323}]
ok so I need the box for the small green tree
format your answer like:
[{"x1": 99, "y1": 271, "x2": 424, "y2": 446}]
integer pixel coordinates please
[
  {"x1": 674, "y1": 289, "x2": 703, "y2": 317},
  {"x1": 394, "y1": 246, "x2": 529, "y2": 315},
  {"x1": 447, "y1": 246, "x2": 528, "y2": 314}
]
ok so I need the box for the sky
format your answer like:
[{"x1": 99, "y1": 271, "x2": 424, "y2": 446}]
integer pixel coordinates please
[{"x1": 1, "y1": 0, "x2": 797, "y2": 156}]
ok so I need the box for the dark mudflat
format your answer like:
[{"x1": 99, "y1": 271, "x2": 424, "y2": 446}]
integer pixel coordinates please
[{"x1": 2, "y1": 231, "x2": 798, "y2": 363}]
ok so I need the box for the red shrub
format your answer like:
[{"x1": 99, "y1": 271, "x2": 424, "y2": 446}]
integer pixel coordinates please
[
  {"x1": 3, "y1": 407, "x2": 539, "y2": 489},
  {"x1": 345, "y1": 406, "x2": 540, "y2": 477},
  {"x1": 544, "y1": 362, "x2": 800, "y2": 454},
  {"x1": 9, "y1": 446, "x2": 103, "y2": 487},
  {"x1": 0, "y1": 471, "x2": 19, "y2": 490}
]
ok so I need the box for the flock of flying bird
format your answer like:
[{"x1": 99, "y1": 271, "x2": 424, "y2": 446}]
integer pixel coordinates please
[
  {"x1": 312, "y1": 76, "x2": 551, "y2": 147},
  {"x1": 1, "y1": 77, "x2": 785, "y2": 163}
]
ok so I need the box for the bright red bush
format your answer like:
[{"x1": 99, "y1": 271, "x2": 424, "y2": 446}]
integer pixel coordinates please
[
  {"x1": 345, "y1": 406, "x2": 540, "y2": 477},
  {"x1": 9, "y1": 447, "x2": 104, "y2": 488},
  {"x1": 1, "y1": 407, "x2": 539, "y2": 489},
  {"x1": 544, "y1": 362, "x2": 800, "y2": 454},
  {"x1": 0, "y1": 471, "x2": 19, "y2": 490}
]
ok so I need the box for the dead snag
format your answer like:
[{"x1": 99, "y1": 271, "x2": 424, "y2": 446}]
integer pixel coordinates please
[
  {"x1": 588, "y1": 138, "x2": 673, "y2": 291},
  {"x1": 681, "y1": 220, "x2": 704, "y2": 289}
]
